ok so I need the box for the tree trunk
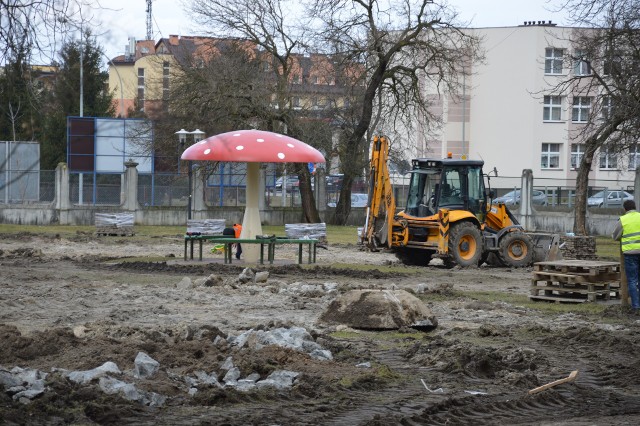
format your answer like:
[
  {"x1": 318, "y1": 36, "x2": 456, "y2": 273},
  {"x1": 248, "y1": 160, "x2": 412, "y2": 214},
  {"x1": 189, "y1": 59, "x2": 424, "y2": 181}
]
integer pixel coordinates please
[
  {"x1": 294, "y1": 163, "x2": 321, "y2": 223},
  {"x1": 574, "y1": 118, "x2": 624, "y2": 235},
  {"x1": 573, "y1": 148, "x2": 595, "y2": 235},
  {"x1": 332, "y1": 174, "x2": 355, "y2": 225}
]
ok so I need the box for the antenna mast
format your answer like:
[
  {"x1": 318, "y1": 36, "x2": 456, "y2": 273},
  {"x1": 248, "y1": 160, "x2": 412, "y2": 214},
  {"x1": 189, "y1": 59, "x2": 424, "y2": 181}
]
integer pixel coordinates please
[{"x1": 146, "y1": 0, "x2": 153, "y2": 40}]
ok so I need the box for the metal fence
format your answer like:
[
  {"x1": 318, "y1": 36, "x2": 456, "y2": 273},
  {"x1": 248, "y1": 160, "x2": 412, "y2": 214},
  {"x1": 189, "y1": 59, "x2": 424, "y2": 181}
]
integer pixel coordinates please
[
  {"x1": 489, "y1": 175, "x2": 635, "y2": 208},
  {"x1": 4, "y1": 168, "x2": 634, "y2": 209},
  {"x1": 69, "y1": 173, "x2": 122, "y2": 205},
  {"x1": 0, "y1": 169, "x2": 55, "y2": 203}
]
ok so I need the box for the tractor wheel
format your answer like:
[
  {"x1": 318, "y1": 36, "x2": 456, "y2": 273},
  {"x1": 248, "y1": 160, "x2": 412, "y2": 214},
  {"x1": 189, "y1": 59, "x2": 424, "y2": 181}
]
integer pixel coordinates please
[
  {"x1": 498, "y1": 231, "x2": 534, "y2": 267},
  {"x1": 395, "y1": 248, "x2": 433, "y2": 266},
  {"x1": 447, "y1": 222, "x2": 482, "y2": 267}
]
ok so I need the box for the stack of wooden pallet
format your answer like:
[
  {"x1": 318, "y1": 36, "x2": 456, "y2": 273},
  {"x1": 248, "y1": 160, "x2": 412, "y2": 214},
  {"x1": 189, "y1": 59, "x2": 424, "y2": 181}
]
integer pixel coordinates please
[{"x1": 530, "y1": 260, "x2": 620, "y2": 303}]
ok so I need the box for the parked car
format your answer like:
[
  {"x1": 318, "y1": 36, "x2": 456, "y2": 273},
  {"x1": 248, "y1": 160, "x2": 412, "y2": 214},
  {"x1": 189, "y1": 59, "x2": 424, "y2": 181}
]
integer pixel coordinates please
[
  {"x1": 493, "y1": 189, "x2": 548, "y2": 206},
  {"x1": 275, "y1": 176, "x2": 299, "y2": 192},
  {"x1": 326, "y1": 174, "x2": 344, "y2": 191},
  {"x1": 327, "y1": 193, "x2": 369, "y2": 208},
  {"x1": 587, "y1": 190, "x2": 633, "y2": 208}
]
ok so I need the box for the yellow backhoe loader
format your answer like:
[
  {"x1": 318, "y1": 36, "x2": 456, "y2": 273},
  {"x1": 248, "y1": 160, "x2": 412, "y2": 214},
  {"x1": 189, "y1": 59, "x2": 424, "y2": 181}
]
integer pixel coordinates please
[{"x1": 363, "y1": 136, "x2": 556, "y2": 267}]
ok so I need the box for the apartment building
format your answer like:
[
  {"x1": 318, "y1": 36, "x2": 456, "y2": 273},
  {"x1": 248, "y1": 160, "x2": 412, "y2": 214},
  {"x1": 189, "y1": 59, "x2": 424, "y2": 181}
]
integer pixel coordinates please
[
  {"x1": 108, "y1": 35, "x2": 358, "y2": 119},
  {"x1": 415, "y1": 22, "x2": 634, "y2": 190}
]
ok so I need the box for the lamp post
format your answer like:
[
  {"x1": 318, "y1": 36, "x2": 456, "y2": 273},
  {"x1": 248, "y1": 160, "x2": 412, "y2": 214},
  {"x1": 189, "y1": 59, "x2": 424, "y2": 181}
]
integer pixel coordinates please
[{"x1": 176, "y1": 129, "x2": 205, "y2": 220}]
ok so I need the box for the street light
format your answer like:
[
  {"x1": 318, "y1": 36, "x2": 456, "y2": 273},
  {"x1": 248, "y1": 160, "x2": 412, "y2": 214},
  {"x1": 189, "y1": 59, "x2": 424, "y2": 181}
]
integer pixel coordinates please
[{"x1": 176, "y1": 129, "x2": 205, "y2": 220}]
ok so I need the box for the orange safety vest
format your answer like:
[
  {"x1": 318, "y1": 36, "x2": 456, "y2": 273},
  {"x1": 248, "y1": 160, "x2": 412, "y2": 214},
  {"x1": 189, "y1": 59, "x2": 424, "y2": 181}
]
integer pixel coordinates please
[{"x1": 233, "y1": 224, "x2": 242, "y2": 238}]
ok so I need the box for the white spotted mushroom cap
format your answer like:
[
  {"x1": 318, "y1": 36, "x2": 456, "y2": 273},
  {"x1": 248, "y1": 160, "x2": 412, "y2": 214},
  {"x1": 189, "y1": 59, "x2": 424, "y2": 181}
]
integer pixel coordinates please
[{"x1": 180, "y1": 129, "x2": 325, "y2": 163}]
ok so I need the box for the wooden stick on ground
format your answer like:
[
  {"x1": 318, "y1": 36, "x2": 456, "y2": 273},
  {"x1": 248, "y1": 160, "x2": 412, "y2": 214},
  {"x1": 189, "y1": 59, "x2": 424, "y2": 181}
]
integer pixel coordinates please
[{"x1": 528, "y1": 370, "x2": 578, "y2": 395}]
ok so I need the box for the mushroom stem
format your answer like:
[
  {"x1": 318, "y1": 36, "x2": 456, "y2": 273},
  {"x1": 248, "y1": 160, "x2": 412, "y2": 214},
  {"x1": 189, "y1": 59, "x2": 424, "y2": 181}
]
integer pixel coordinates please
[{"x1": 240, "y1": 162, "x2": 263, "y2": 262}]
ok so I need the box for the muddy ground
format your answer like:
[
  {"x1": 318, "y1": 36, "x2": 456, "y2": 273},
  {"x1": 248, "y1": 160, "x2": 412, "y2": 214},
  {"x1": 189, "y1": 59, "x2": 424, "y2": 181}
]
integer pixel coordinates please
[{"x1": 1, "y1": 231, "x2": 640, "y2": 425}]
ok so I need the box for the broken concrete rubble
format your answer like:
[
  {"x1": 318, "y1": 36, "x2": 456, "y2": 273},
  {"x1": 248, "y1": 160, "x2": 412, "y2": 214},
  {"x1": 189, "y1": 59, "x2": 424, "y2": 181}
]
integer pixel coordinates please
[
  {"x1": 66, "y1": 361, "x2": 121, "y2": 384},
  {"x1": 134, "y1": 352, "x2": 159, "y2": 379},
  {"x1": 99, "y1": 376, "x2": 166, "y2": 406},
  {"x1": 0, "y1": 366, "x2": 48, "y2": 403},
  {"x1": 228, "y1": 326, "x2": 333, "y2": 360}
]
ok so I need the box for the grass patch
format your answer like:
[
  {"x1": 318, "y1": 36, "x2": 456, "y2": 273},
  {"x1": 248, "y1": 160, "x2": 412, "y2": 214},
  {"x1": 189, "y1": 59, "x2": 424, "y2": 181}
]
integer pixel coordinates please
[
  {"x1": 0, "y1": 224, "x2": 361, "y2": 244},
  {"x1": 338, "y1": 364, "x2": 400, "y2": 389},
  {"x1": 331, "y1": 329, "x2": 424, "y2": 340},
  {"x1": 455, "y1": 290, "x2": 610, "y2": 315},
  {"x1": 596, "y1": 236, "x2": 621, "y2": 261}
]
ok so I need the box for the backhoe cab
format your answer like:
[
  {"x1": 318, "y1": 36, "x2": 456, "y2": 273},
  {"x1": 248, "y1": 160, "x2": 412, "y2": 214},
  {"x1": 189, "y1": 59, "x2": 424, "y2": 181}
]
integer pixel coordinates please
[{"x1": 363, "y1": 136, "x2": 535, "y2": 268}]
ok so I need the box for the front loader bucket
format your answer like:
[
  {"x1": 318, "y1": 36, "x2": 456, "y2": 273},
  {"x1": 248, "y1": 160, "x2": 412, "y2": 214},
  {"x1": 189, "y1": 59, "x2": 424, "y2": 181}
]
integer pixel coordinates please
[{"x1": 527, "y1": 232, "x2": 562, "y2": 263}]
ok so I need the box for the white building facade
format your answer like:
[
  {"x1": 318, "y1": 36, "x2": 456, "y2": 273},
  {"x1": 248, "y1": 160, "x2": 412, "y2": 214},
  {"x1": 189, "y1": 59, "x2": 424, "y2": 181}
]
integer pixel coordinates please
[{"x1": 416, "y1": 22, "x2": 635, "y2": 193}]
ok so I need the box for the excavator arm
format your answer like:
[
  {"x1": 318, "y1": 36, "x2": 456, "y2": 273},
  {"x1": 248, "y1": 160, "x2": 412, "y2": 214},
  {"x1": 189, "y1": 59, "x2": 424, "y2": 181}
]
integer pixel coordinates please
[{"x1": 363, "y1": 136, "x2": 399, "y2": 250}]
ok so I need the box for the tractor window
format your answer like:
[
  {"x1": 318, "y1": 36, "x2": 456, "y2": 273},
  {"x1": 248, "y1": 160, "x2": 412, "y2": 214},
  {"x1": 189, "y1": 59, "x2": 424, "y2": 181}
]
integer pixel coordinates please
[
  {"x1": 439, "y1": 169, "x2": 464, "y2": 208},
  {"x1": 466, "y1": 167, "x2": 485, "y2": 215},
  {"x1": 406, "y1": 170, "x2": 440, "y2": 217}
]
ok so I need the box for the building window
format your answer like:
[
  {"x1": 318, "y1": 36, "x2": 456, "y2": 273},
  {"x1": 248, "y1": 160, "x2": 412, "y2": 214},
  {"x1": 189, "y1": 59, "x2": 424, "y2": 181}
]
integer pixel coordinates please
[
  {"x1": 292, "y1": 97, "x2": 300, "y2": 107},
  {"x1": 543, "y1": 95, "x2": 562, "y2": 121},
  {"x1": 313, "y1": 76, "x2": 319, "y2": 84},
  {"x1": 541, "y1": 143, "x2": 561, "y2": 169},
  {"x1": 163, "y1": 61, "x2": 170, "y2": 101},
  {"x1": 629, "y1": 145, "x2": 640, "y2": 170},
  {"x1": 573, "y1": 49, "x2": 591, "y2": 76},
  {"x1": 604, "y1": 51, "x2": 622, "y2": 76},
  {"x1": 571, "y1": 144, "x2": 584, "y2": 169},
  {"x1": 137, "y1": 68, "x2": 145, "y2": 110},
  {"x1": 572, "y1": 96, "x2": 591, "y2": 122},
  {"x1": 599, "y1": 146, "x2": 617, "y2": 169},
  {"x1": 545, "y1": 48, "x2": 564, "y2": 74},
  {"x1": 602, "y1": 96, "x2": 614, "y2": 120}
]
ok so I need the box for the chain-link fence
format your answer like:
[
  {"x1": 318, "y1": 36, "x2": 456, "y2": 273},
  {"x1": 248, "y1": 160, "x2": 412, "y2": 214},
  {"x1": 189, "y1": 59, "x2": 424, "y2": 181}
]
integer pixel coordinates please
[
  {"x1": 69, "y1": 173, "x2": 122, "y2": 205},
  {"x1": 138, "y1": 173, "x2": 189, "y2": 207},
  {"x1": 5, "y1": 168, "x2": 633, "y2": 209},
  {"x1": 0, "y1": 169, "x2": 55, "y2": 204}
]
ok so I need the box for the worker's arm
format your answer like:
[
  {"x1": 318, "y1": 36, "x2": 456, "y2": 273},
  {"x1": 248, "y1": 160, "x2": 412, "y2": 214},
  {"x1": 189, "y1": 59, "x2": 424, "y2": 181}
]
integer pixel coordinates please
[{"x1": 612, "y1": 219, "x2": 623, "y2": 241}]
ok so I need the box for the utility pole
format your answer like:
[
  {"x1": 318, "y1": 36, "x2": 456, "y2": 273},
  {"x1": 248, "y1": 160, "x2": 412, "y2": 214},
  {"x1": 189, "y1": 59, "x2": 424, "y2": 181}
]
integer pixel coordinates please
[{"x1": 146, "y1": 0, "x2": 153, "y2": 40}]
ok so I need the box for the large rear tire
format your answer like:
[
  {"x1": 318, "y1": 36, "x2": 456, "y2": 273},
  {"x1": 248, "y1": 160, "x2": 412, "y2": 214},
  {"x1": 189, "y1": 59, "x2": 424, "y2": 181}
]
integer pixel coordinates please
[
  {"x1": 498, "y1": 231, "x2": 534, "y2": 267},
  {"x1": 447, "y1": 222, "x2": 482, "y2": 267}
]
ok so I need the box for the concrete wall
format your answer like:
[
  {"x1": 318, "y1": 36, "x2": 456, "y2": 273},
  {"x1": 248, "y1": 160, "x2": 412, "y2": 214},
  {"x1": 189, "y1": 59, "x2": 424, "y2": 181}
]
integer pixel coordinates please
[{"x1": 0, "y1": 204, "x2": 367, "y2": 227}]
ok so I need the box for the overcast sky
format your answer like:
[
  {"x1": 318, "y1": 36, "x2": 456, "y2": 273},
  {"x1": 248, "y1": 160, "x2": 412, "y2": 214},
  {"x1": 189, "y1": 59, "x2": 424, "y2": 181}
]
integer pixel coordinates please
[{"x1": 99, "y1": 0, "x2": 567, "y2": 60}]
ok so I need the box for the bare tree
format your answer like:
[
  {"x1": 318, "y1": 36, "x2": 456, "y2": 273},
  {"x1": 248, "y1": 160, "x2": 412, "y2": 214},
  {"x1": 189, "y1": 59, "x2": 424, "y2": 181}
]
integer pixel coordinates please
[
  {"x1": 0, "y1": 0, "x2": 91, "y2": 64},
  {"x1": 552, "y1": 0, "x2": 640, "y2": 234},
  {"x1": 186, "y1": 0, "x2": 326, "y2": 222},
  {"x1": 309, "y1": 0, "x2": 482, "y2": 224}
]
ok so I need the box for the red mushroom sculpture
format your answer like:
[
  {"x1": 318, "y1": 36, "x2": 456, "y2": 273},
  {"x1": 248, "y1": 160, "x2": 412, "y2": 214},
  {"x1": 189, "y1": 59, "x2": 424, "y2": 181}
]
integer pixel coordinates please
[{"x1": 181, "y1": 129, "x2": 325, "y2": 262}]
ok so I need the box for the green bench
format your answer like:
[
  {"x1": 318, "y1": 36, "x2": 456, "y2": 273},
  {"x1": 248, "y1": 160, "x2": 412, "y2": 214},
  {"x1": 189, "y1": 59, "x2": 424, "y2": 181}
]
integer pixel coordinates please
[
  {"x1": 271, "y1": 237, "x2": 318, "y2": 264},
  {"x1": 183, "y1": 235, "x2": 318, "y2": 264}
]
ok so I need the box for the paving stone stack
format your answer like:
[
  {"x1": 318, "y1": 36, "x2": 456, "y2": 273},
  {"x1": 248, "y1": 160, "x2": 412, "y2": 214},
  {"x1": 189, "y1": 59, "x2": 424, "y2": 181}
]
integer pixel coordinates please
[
  {"x1": 559, "y1": 235, "x2": 598, "y2": 260},
  {"x1": 95, "y1": 212, "x2": 135, "y2": 236},
  {"x1": 285, "y1": 223, "x2": 327, "y2": 244},
  {"x1": 186, "y1": 219, "x2": 226, "y2": 236}
]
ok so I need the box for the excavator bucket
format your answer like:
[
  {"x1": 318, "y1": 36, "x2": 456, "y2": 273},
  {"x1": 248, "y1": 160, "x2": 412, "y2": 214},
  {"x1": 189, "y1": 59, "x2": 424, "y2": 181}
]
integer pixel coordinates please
[{"x1": 527, "y1": 232, "x2": 562, "y2": 263}]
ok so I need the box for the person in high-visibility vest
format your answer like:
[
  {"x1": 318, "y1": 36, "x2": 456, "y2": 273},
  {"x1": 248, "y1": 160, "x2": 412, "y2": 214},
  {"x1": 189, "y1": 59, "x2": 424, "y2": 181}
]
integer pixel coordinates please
[
  {"x1": 233, "y1": 223, "x2": 243, "y2": 259},
  {"x1": 613, "y1": 199, "x2": 640, "y2": 311}
]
